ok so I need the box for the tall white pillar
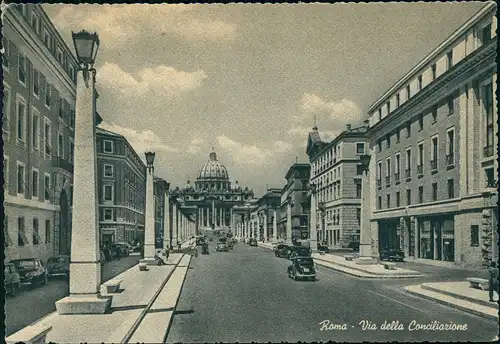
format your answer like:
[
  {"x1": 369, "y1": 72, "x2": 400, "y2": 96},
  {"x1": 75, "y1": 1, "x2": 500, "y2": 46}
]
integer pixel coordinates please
[
  {"x1": 310, "y1": 192, "x2": 318, "y2": 253},
  {"x1": 212, "y1": 200, "x2": 216, "y2": 227},
  {"x1": 263, "y1": 210, "x2": 268, "y2": 242},
  {"x1": 172, "y1": 204, "x2": 178, "y2": 245},
  {"x1": 286, "y1": 199, "x2": 293, "y2": 245},
  {"x1": 164, "y1": 193, "x2": 171, "y2": 250},
  {"x1": 359, "y1": 167, "x2": 372, "y2": 257},
  {"x1": 245, "y1": 218, "x2": 249, "y2": 238},
  {"x1": 256, "y1": 214, "x2": 261, "y2": 241},
  {"x1": 273, "y1": 209, "x2": 278, "y2": 242},
  {"x1": 142, "y1": 171, "x2": 156, "y2": 263},
  {"x1": 56, "y1": 65, "x2": 111, "y2": 314}
]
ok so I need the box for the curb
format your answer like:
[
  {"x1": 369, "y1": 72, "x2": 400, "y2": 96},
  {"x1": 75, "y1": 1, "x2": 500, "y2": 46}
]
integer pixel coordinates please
[
  {"x1": 314, "y1": 259, "x2": 422, "y2": 279},
  {"x1": 163, "y1": 255, "x2": 192, "y2": 343},
  {"x1": 404, "y1": 286, "x2": 499, "y2": 322},
  {"x1": 121, "y1": 254, "x2": 184, "y2": 344},
  {"x1": 421, "y1": 283, "x2": 494, "y2": 308}
]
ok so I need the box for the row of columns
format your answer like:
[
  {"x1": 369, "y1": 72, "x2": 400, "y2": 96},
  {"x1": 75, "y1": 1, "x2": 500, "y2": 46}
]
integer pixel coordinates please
[
  {"x1": 233, "y1": 209, "x2": 279, "y2": 242},
  {"x1": 197, "y1": 202, "x2": 233, "y2": 228}
]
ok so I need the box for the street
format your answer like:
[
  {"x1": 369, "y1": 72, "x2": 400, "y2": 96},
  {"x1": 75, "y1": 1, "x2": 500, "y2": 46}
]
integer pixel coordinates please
[
  {"x1": 166, "y1": 242, "x2": 497, "y2": 343},
  {"x1": 4, "y1": 254, "x2": 140, "y2": 337}
]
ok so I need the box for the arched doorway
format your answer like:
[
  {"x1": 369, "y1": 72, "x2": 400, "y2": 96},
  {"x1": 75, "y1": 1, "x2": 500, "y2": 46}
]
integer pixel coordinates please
[{"x1": 59, "y1": 189, "x2": 70, "y2": 255}]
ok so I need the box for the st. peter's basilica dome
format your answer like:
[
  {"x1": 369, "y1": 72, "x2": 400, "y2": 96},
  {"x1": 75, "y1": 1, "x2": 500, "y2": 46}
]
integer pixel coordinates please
[{"x1": 197, "y1": 150, "x2": 229, "y2": 180}]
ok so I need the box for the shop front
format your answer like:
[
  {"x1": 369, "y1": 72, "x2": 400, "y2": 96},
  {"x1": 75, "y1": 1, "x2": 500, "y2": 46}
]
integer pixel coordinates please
[
  {"x1": 417, "y1": 215, "x2": 455, "y2": 262},
  {"x1": 378, "y1": 219, "x2": 401, "y2": 251}
]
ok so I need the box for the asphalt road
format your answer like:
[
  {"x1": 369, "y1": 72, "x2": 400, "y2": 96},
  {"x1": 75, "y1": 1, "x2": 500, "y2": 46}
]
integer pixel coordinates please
[
  {"x1": 166, "y1": 242, "x2": 497, "y2": 343},
  {"x1": 5, "y1": 254, "x2": 140, "y2": 337}
]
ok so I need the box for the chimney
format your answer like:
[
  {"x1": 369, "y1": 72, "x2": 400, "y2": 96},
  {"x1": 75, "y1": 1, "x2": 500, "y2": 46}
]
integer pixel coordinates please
[
  {"x1": 364, "y1": 119, "x2": 370, "y2": 128},
  {"x1": 346, "y1": 124, "x2": 351, "y2": 131}
]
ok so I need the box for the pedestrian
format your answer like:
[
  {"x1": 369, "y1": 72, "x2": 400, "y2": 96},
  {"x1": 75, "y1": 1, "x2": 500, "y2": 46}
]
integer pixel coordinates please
[
  {"x1": 177, "y1": 241, "x2": 181, "y2": 251},
  {"x1": 115, "y1": 245, "x2": 121, "y2": 260},
  {"x1": 103, "y1": 242, "x2": 111, "y2": 262},
  {"x1": 488, "y1": 261, "x2": 499, "y2": 302}
]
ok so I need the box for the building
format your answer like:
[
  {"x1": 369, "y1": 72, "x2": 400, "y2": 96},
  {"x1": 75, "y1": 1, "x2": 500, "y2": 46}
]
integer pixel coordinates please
[
  {"x1": 249, "y1": 188, "x2": 282, "y2": 241},
  {"x1": 170, "y1": 149, "x2": 254, "y2": 230},
  {"x1": 3, "y1": 4, "x2": 81, "y2": 264},
  {"x1": 279, "y1": 163, "x2": 311, "y2": 241},
  {"x1": 307, "y1": 123, "x2": 369, "y2": 248},
  {"x1": 233, "y1": 198, "x2": 258, "y2": 238},
  {"x1": 366, "y1": 2, "x2": 497, "y2": 268},
  {"x1": 96, "y1": 127, "x2": 146, "y2": 246}
]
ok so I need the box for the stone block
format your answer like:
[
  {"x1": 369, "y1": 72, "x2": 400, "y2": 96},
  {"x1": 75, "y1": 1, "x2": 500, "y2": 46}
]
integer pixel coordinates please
[
  {"x1": 139, "y1": 263, "x2": 148, "y2": 271},
  {"x1": 139, "y1": 258, "x2": 158, "y2": 266},
  {"x1": 104, "y1": 279, "x2": 122, "y2": 293},
  {"x1": 355, "y1": 257, "x2": 378, "y2": 265},
  {"x1": 5, "y1": 324, "x2": 52, "y2": 344},
  {"x1": 344, "y1": 255, "x2": 354, "y2": 261},
  {"x1": 383, "y1": 262, "x2": 397, "y2": 270},
  {"x1": 55, "y1": 295, "x2": 112, "y2": 315}
]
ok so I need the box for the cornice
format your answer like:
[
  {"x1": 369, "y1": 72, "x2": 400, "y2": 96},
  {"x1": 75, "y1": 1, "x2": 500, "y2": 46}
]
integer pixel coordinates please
[{"x1": 368, "y1": 40, "x2": 497, "y2": 141}]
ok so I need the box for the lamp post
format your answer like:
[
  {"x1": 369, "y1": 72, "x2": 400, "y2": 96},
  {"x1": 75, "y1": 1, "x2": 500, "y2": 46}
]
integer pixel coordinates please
[
  {"x1": 263, "y1": 206, "x2": 268, "y2": 242},
  {"x1": 140, "y1": 151, "x2": 157, "y2": 265},
  {"x1": 357, "y1": 153, "x2": 376, "y2": 264},
  {"x1": 163, "y1": 182, "x2": 171, "y2": 252},
  {"x1": 171, "y1": 193, "x2": 178, "y2": 250},
  {"x1": 55, "y1": 30, "x2": 111, "y2": 314},
  {"x1": 286, "y1": 196, "x2": 294, "y2": 245},
  {"x1": 309, "y1": 183, "x2": 318, "y2": 253}
]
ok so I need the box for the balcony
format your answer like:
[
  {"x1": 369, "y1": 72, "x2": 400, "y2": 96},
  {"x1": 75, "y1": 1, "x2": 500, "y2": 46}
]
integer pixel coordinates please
[
  {"x1": 430, "y1": 160, "x2": 437, "y2": 174},
  {"x1": 394, "y1": 172, "x2": 400, "y2": 184},
  {"x1": 405, "y1": 169, "x2": 411, "y2": 181},
  {"x1": 484, "y1": 145, "x2": 494, "y2": 158},
  {"x1": 446, "y1": 154, "x2": 455, "y2": 169},
  {"x1": 52, "y1": 156, "x2": 74, "y2": 173},
  {"x1": 385, "y1": 176, "x2": 391, "y2": 187},
  {"x1": 377, "y1": 179, "x2": 381, "y2": 190},
  {"x1": 417, "y1": 164, "x2": 423, "y2": 178}
]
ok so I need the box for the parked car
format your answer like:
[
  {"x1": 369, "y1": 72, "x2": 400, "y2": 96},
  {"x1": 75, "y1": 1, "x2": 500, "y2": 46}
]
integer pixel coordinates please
[
  {"x1": 317, "y1": 243, "x2": 330, "y2": 253},
  {"x1": 249, "y1": 238, "x2": 258, "y2": 246},
  {"x1": 10, "y1": 258, "x2": 48, "y2": 288},
  {"x1": 47, "y1": 255, "x2": 70, "y2": 278},
  {"x1": 216, "y1": 242, "x2": 229, "y2": 252},
  {"x1": 286, "y1": 245, "x2": 311, "y2": 260},
  {"x1": 115, "y1": 242, "x2": 134, "y2": 254},
  {"x1": 275, "y1": 244, "x2": 290, "y2": 258},
  {"x1": 287, "y1": 256, "x2": 317, "y2": 281},
  {"x1": 379, "y1": 248, "x2": 405, "y2": 262},
  {"x1": 4, "y1": 262, "x2": 21, "y2": 297}
]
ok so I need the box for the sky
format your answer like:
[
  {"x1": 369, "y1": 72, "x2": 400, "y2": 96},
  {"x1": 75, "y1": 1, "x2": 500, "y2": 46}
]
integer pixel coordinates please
[{"x1": 42, "y1": 2, "x2": 486, "y2": 197}]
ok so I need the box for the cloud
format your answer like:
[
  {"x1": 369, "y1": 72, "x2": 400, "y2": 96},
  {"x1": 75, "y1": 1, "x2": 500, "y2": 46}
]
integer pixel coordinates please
[
  {"x1": 216, "y1": 135, "x2": 292, "y2": 166},
  {"x1": 98, "y1": 62, "x2": 207, "y2": 99},
  {"x1": 46, "y1": 4, "x2": 236, "y2": 46},
  {"x1": 187, "y1": 137, "x2": 205, "y2": 155},
  {"x1": 300, "y1": 93, "x2": 362, "y2": 121},
  {"x1": 98, "y1": 122, "x2": 180, "y2": 155}
]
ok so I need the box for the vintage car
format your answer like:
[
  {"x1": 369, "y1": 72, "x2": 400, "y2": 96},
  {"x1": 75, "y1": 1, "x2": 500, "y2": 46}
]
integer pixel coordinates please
[
  {"x1": 287, "y1": 257, "x2": 317, "y2": 281},
  {"x1": 10, "y1": 258, "x2": 48, "y2": 288},
  {"x1": 286, "y1": 245, "x2": 312, "y2": 260},
  {"x1": 47, "y1": 255, "x2": 70, "y2": 278},
  {"x1": 216, "y1": 242, "x2": 229, "y2": 252},
  {"x1": 248, "y1": 238, "x2": 258, "y2": 246},
  {"x1": 317, "y1": 243, "x2": 330, "y2": 253},
  {"x1": 5, "y1": 262, "x2": 21, "y2": 297},
  {"x1": 274, "y1": 244, "x2": 290, "y2": 258},
  {"x1": 379, "y1": 248, "x2": 405, "y2": 262}
]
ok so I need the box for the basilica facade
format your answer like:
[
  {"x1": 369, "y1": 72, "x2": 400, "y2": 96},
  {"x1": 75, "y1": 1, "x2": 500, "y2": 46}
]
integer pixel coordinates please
[{"x1": 170, "y1": 150, "x2": 254, "y2": 230}]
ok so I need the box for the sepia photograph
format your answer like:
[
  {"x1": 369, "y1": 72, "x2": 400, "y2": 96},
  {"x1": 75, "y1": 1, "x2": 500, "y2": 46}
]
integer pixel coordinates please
[{"x1": 2, "y1": 1, "x2": 498, "y2": 343}]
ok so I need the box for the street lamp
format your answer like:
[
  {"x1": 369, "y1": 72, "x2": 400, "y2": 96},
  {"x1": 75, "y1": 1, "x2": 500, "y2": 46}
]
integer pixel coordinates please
[
  {"x1": 55, "y1": 31, "x2": 110, "y2": 315},
  {"x1": 145, "y1": 151, "x2": 155, "y2": 174},
  {"x1": 309, "y1": 183, "x2": 318, "y2": 253},
  {"x1": 72, "y1": 30, "x2": 100, "y2": 88}
]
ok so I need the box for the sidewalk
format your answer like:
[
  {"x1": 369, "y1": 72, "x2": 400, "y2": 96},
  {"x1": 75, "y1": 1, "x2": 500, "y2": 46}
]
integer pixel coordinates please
[
  {"x1": 404, "y1": 281, "x2": 499, "y2": 321},
  {"x1": 6, "y1": 253, "x2": 188, "y2": 344}
]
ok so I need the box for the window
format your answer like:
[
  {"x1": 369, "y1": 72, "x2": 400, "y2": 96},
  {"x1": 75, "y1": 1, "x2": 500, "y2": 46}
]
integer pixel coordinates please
[
  {"x1": 18, "y1": 53, "x2": 27, "y2": 84},
  {"x1": 447, "y1": 179, "x2": 455, "y2": 199},
  {"x1": 33, "y1": 69, "x2": 40, "y2": 97},
  {"x1": 45, "y1": 82, "x2": 51, "y2": 107},
  {"x1": 356, "y1": 208, "x2": 361, "y2": 225},
  {"x1": 406, "y1": 189, "x2": 411, "y2": 206},
  {"x1": 31, "y1": 12, "x2": 40, "y2": 34},
  {"x1": 470, "y1": 225, "x2": 479, "y2": 247},
  {"x1": 378, "y1": 109, "x2": 382, "y2": 121},
  {"x1": 431, "y1": 183, "x2": 437, "y2": 201},
  {"x1": 447, "y1": 96, "x2": 454, "y2": 115},
  {"x1": 418, "y1": 114, "x2": 423, "y2": 131},
  {"x1": 356, "y1": 183, "x2": 362, "y2": 198},
  {"x1": 69, "y1": 107, "x2": 75, "y2": 128},
  {"x1": 386, "y1": 194, "x2": 391, "y2": 208},
  {"x1": 386, "y1": 135, "x2": 391, "y2": 148},
  {"x1": 396, "y1": 93, "x2": 400, "y2": 107},
  {"x1": 17, "y1": 162, "x2": 25, "y2": 195},
  {"x1": 58, "y1": 134, "x2": 64, "y2": 158},
  {"x1": 44, "y1": 120, "x2": 52, "y2": 156},
  {"x1": 485, "y1": 168, "x2": 496, "y2": 188},
  {"x1": 481, "y1": 24, "x2": 492, "y2": 45},
  {"x1": 483, "y1": 83, "x2": 494, "y2": 158},
  {"x1": 396, "y1": 192, "x2": 400, "y2": 207},
  {"x1": 432, "y1": 106, "x2": 437, "y2": 123},
  {"x1": 386, "y1": 158, "x2": 391, "y2": 177},
  {"x1": 377, "y1": 140, "x2": 382, "y2": 153},
  {"x1": 104, "y1": 185, "x2": 114, "y2": 202},
  {"x1": 378, "y1": 196, "x2": 382, "y2": 210},
  {"x1": 2, "y1": 37, "x2": 10, "y2": 68},
  {"x1": 417, "y1": 142, "x2": 424, "y2": 175},
  {"x1": 418, "y1": 186, "x2": 424, "y2": 203},
  {"x1": 377, "y1": 160, "x2": 382, "y2": 179},
  {"x1": 44, "y1": 173, "x2": 51, "y2": 201},
  {"x1": 4, "y1": 156, "x2": 9, "y2": 190},
  {"x1": 104, "y1": 164, "x2": 114, "y2": 177},
  {"x1": 32, "y1": 110, "x2": 40, "y2": 150},
  {"x1": 406, "y1": 85, "x2": 411, "y2": 100},
  {"x1": 58, "y1": 98, "x2": 64, "y2": 119},
  {"x1": 406, "y1": 121, "x2": 411, "y2": 138},
  {"x1": 447, "y1": 51, "x2": 453, "y2": 70},
  {"x1": 57, "y1": 46, "x2": 63, "y2": 64},
  {"x1": 104, "y1": 209, "x2": 113, "y2": 221},
  {"x1": 387, "y1": 101, "x2": 391, "y2": 114},
  {"x1": 406, "y1": 148, "x2": 411, "y2": 178},
  {"x1": 16, "y1": 97, "x2": 27, "y2": 143},
  {"x1": 32, "y1": 218, "x2": 40, "y2": 245},
  {"x1": 431, "y1": 136, "x2": 438, "y2": 171},
  {"x1": 103, "y1": 140, "x2": 114, "y2": 153},
  {"x1": 431, "y1": 63, "x2": 436, "y2": 80},
  {"x1": 356, "y1": 143, "x2": 365, "y2": 155},
  {"x1": 3, "y1": 85, "x2": 11, "y2": 135},
  {"x1": 32, "y1": 169, "x2": 39, "y2": 198},
  {"x1": 18, "y1": 217, "x2": 27, "y2": 246},
  {"x1": 447, "y1": 128, "x2": 455, "y2": 166},
  {"x1": 43, "y1": 29, "x2": 50, "y2": 48},
  {"x1": 356, "y1": 164, "x2": 363, "y2": 175},
  {"x1": 418, "y1": 75, "x2": 423, "y2": 91},
  {"x1": 45, "y1": 220, "x2": 51, "y2": 244},
  {"x1": 396, "y1": 128, "x2": 400, "y2": 143},
  {"x1": 69, "y1": 140, "x2": 74, "y2": 163}
]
